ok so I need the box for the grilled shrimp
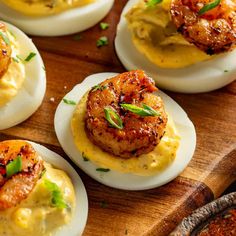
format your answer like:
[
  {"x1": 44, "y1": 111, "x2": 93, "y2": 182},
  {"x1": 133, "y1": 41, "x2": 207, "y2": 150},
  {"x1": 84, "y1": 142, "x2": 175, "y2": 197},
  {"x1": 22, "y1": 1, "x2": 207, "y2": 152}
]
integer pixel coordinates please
[
  {"x1": 170, "y1": 0, "x2": 236, "y2": 54},
  {"x1": 85, "y1": 70, "x2": 168, "y2": 159},
  {"x1": 0, "y1": 23, "x2": 11, "y2": 78},
  {"x1": 0, "y1": 140, "x2": 44, "y2": 210}
]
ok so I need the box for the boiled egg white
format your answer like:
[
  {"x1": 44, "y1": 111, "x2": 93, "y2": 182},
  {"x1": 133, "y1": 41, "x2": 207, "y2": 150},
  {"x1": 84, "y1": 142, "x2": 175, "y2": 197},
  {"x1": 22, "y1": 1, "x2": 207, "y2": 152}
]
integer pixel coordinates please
[
  {"x1": 0, "y1": 0, "x2": 114, "y2": 36},
  {"x1": 115, "y1": 0, "x2": 236, "y2": 93},
  {"x1": 0, "y1": 21, "x2": 46, "y2": 130},
  {"x1": 29, "y1": 141, "x2": 88, "y2": 236},
  {"x1": 54, "y1": 72, "x2": 196, "y2": 191}
]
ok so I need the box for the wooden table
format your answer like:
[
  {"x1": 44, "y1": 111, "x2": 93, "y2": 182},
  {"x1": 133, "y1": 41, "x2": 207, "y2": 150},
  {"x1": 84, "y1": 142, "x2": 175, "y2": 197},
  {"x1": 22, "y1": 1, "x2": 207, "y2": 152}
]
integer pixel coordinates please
[{"x1": 1, "y1": 1, "x2": 236, "y2": 235}]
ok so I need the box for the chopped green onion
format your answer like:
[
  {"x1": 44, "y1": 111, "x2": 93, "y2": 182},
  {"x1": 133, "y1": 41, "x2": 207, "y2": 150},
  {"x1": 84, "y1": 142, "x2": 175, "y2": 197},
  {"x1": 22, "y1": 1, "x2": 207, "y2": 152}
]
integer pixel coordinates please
[
  {"x1": 82, "y1": 153, "x2": 89, "y2": 162},
  {"x1": 96, "y1": 168, "x2": 110, "y2": 172},
  {"x1": 73, "y1": 34, "x2": 82, "y2": 41},
  {"x1": 104, "y1": 106, "x2": 123, "y2": 129},
  {"x1": 97, "y1": 36, "x2": 108, "y2": 47},
  {"x1": 120, "y1": 103, "x2": 160, "y2": 117},
  {"x1": 224, "y1": 70, "x2": 229, "y2": 73},
  {"x1": 44, "y1": 179, "x2": 68, "y2": 209},
  {"x1": 198, "y1": 0, "x2": 221, "y2": 15},
  {"x1": 24, "y1": 52, "x2": 36, "y2": 62},
  {"x1": 145, "y1": 0, "x2": 163, "y2": 7},
  {"x1": 63, "y1": 98, "x2": 77, "y2": 105},
  {"x1": 0, "y1": 32, "x2": 10, "y2": 45},
  {"x1": 100, "y1": 22, "x2": 109, "y2": 30},
  {"x1": 12, "y1": 57, "x2": 19, "y2": 63},
  {"x1": 6, "y1": 156, "x2": 22, "y2": 178},
  {"x1": 92, "y1": 84, "x2": 107, "y2": 92},
  {"x1": 100, "y1": 200, "x2": 108, "y2": 208}
]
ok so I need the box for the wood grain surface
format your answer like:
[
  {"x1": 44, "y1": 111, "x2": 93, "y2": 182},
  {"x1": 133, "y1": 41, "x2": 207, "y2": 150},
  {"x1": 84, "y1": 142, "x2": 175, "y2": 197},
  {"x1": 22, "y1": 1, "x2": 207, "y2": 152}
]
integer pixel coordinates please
[{"x1": 0, "y1": 1, "x2": 236, "y2": 235}]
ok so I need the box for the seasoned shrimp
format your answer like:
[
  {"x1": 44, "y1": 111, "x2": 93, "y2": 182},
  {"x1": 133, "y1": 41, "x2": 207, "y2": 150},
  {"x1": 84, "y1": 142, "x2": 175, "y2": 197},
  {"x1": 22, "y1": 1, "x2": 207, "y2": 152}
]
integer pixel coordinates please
[
  {"x1": 0, "y1": 140, "x2": 44, "y2": 210},
  {"x1": 0, "y1": 23, "x2": 11, "y2": 78},
  {"x1": 85, "y1": 70, "x2": 168, "y2": 159},
  {"x1": 170, "y1": 0, "x2": 236, "y2": 54}
]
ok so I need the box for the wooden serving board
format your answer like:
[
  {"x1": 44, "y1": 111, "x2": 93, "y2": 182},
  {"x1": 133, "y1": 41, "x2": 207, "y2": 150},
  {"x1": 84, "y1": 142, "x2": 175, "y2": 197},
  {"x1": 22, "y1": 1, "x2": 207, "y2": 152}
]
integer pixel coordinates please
[{"x1": 1, "y1": 1, "x2": 236, "y2": 235}]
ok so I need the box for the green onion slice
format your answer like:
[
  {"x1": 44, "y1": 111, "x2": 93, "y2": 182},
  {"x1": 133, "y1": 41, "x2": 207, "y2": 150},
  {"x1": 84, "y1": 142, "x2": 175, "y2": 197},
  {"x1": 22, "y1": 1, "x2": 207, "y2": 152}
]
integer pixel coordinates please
[
  {"x1": 121, "y1": 103, "x2": 160, "y2": 117},
  {"x1": 104, "y1": 106, "x2": 123, "y2": 129},
  {"x1": 96, "y1": 168, "x2": 110, "y2": 172},
  {"x1": 96, "y1": 36, "x2": 108, "y2": 47},
  {"x1": 198, "y1": 0, "x2": 221, "y2": 15},
  {"x1": 100, "y1": 22, "x2": 109, "y2": 30},
  {"x1": 63, "y1": 98, "x2": 77, "y2": 105},
  {"x1": 0, "y1": 32, "x2": 10, "y2": 45},
  {"x1": 145, "y1": 0, "x2": 163, "y2": 7},
  {"x1": 24, "y1": 52, "x2": 36, "y2": 62},
  {"x1": 6, "y1": 156, "x2": 22, "y2": 178},
  {"x1": 44, "y1": 179, "x2": 68, "y2": 209}
]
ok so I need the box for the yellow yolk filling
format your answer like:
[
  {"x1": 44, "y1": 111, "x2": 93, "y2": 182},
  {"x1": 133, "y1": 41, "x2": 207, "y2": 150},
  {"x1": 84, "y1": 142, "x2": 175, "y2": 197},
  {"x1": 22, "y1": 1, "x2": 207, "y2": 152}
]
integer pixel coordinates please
[
  {"x1": 0, "y1": 162, "x2": 76, "y2": 236},
  {"x1": 71, "y1": 93, "x2": 180, "y2": 176},
  {"x1": 0, "y1": 31, "x2": 25, "y2": 107},
  {"x1": 125, "y1": 0, "x2": 212, "y2": 68},
  {"x1": 1, "y1": 0, "x2": 95, "y2": 16}
]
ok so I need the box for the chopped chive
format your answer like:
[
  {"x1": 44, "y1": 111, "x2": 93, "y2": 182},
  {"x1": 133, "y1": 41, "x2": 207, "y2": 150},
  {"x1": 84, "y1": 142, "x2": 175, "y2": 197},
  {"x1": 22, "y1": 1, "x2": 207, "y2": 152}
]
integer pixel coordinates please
[
  {"x1": 198, "y1": 0, "x2": 221, "y2": 15},
  {"x1": 224, "y1": 70, "x2": 229, "y2": 72},
  {"x1": 104, "y1": 106, "x2": 123, "y2": 129},
  {"x1": 100, "y1": 22, "x2": 109, "y2": 30},
  {"x1": 16, "y1": 55, "x2": 23, "y2": 61},
  {"x1": 92, "y1": 84, "x2": 108, "y2": 92},
  {"x1": 24, "y1": 52, "x2": 36, "y2": 62},
  {"x1": 100, "y1": 200, "x2": 108, "y2": 208},
  {"x1": 96, "y1": 168, "x2": 110, "y2": 172},
  {"x1": 121, "y1": 103, "x2": 160, "y2": 117},
  {"x1": 12, "y1": 57, "x2": 19, "y2": 63},
  {"x1": 6, "y1": 156, "x2": 22, "y2": 178},
  {"x1": 73, "y1": 34, "x2": 82, "y2": 41},
  {"x1": 0, "y1": 32, "x2": 10, "y2": 45},
  {"x1": 145, "y1": 0, "x2": 163, "y2": 7},
  {"x1": 63, "y1": 98, "x2": 77, "y2": 105},
  {"x1": 96, "y1": 36, "x2": 108, "y2": 47}
]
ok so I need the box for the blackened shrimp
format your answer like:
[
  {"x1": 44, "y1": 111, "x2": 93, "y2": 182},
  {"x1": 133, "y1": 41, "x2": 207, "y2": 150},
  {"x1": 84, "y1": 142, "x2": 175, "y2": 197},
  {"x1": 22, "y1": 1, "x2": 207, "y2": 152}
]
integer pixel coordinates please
[
  {"x1": 85, "y1": 70, "x2": 168, "y2": 159},
  {"x1": 0, "y1": 140, "x2": 44, "y2": 210},
  {"x1": 170, "y1": 0, "x2": 236, "y2": 54},
  {"x1": 0, "y1": 23, "x2": 11, "y2": 78}
]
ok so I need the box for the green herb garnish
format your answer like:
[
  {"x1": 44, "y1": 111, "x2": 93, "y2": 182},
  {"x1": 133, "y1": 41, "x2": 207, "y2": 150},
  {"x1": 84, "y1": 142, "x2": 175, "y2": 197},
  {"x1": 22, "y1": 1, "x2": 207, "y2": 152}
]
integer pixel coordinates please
[
  {"x1": 92, "y1": 84, "x2": 108, "y2": 92},
  {"x1": 100, "y1": 22, "x2": 109, "y2": 30},
  {"x1": 121, "y1": 103, "x2": 160, "y2": 117},
  {"x1": 6, "y1": 156, "x2": 22, "y2": 178},
  {"x1": 97, "y1": 36, "x2": 108, "y2": 47},
  {"x1": 96, "y1": 168, "x2": 110, "y2": 172},
  {"x1": 73, "y1": 34, "x2": 82, "y2": 41},
  {"x1": 82, "y1": 153, "x2": 89, "y2": 162},
  {"x1": 12, "y1": 57, "x2": 19, "y2": 63},
  {"x1": 44, "y1": 179, "x2": 68, "y2": 209},
  {"x1": 0, "y1": 32, "x2": 10, "y2": 45},
  {"x1": 198, "y1": 0, "x2": 221, "y2": 15},
  {"x1": 63, "y1": 98, "x2": 77, "y2": 105},
  {"x1": 24, "y1": 52, "x2": 36, "y2": 62},
  {"x1": 100, "y1": 200, "x2": 108, "y2": 208},
  {"x1": 224, "y1": 70, "x2": 229, "y2": 73},
  {"x1": 104, "y1": 106, "x2": 123, "y2": 129},
  {"x1": 145, "y1": 0, "x2": 163, "y2": 7}
]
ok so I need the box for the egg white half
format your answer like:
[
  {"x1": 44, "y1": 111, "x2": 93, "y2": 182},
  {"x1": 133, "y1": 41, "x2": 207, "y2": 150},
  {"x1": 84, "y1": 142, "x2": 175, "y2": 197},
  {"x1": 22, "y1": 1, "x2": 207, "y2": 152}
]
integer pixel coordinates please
[
  {"x1": 0, "y1": 0, "x2": 114, "y2": 36},
  {"x1": 54, "y1": 72, "x2": 196, "y2": 191},
  {"x1": 0, "y1": 21, "x2": 46, "y2": 130},
  {"x1": 28, "y1": 141, "x2": 88, "y2": 236},
  {"x1": 115, "y1": 0, "x2": 236, "y2": 93}
]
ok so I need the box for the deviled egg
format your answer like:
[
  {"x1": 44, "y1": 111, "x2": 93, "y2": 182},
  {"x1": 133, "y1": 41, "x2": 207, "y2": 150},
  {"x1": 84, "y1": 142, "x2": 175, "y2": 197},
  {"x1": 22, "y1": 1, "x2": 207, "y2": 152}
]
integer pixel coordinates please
[
  {"x1": 0, "y1": 140, "x2": 88, "y2": 236},
  {"x1": 0, "y1": 0, "x2": 114, "y2": 36},
  {"x1": 0, "y1": 21, "x2": 46, "y2": 130},
  {"x1": 54, "y1": 71, "x2": 196, "y2": 190},
  {"x1": 115, "y1": 0, "x2": 236, "y2": 93}
]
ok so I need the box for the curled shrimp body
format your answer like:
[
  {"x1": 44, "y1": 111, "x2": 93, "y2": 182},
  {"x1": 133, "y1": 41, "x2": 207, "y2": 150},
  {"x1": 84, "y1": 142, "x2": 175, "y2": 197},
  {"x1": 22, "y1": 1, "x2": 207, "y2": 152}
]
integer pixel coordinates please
[
  {"x1": 0, "y1": 23, "x2": 11, "y2": 78},
  {"x1": 170, "y1": 0, "x2": 236, "y2": 54},
  {"x1": 85, "y1": 70, "x2": 168, "y2": 159},
  {"x1": 0, "y1": 140, "x2": 44, "y2": 210}
]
